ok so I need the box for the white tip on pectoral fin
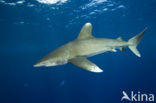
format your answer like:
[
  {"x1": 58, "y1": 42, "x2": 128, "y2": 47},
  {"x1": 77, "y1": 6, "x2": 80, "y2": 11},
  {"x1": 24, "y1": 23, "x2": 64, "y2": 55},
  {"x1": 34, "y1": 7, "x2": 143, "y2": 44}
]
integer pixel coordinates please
[
  {"x1": 69, "y1": 57, "x2": 103, "y2": 73},
  {"x1": 90, "y1": 66, "x2": 103, "y2": 72}
]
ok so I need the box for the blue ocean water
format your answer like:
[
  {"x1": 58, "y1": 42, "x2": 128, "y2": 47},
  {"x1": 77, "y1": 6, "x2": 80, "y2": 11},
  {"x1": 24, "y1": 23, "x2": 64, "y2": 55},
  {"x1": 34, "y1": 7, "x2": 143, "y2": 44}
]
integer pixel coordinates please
[{"x1": 0, "y1": 0, "x2": 156, "y2": 103}]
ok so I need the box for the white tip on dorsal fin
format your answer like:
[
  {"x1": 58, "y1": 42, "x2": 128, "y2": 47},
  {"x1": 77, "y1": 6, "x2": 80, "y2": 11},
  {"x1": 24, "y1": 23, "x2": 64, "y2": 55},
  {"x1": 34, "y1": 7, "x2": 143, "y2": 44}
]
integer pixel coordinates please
[{"x1": 77, "y1": 22, "x2": 94, "y2": 39}]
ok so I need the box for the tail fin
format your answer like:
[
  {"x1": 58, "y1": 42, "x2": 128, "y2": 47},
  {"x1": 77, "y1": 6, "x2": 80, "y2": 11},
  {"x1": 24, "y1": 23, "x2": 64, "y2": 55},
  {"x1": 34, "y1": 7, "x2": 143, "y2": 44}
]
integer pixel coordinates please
[{"x1": 128, "y1": 28, "x2": 147, "y2": 57}]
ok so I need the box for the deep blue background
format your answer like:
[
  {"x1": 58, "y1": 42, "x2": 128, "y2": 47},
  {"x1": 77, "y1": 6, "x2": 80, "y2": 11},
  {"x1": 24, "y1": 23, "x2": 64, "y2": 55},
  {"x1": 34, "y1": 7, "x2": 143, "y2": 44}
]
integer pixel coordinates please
[{"x1": 0, "y1": 0, "x2": 156, "y2": 103}]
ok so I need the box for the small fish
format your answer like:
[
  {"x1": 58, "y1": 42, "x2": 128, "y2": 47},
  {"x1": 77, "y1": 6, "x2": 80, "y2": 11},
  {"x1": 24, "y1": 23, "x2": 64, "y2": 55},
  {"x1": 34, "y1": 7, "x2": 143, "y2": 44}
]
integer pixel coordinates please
[{"x1": 59, "y1": 81, "x2": 65, "y2": 86}]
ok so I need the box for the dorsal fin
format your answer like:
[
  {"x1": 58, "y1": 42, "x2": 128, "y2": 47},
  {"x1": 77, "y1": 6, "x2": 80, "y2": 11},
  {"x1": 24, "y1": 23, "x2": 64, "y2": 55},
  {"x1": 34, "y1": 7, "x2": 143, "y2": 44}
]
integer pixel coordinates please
[
  {"x1": 117, "y1": 36, "x2": 123, "y2": 41},
  {"x1": 77, "y1": 22, "x2": 94, "y2": 39}
]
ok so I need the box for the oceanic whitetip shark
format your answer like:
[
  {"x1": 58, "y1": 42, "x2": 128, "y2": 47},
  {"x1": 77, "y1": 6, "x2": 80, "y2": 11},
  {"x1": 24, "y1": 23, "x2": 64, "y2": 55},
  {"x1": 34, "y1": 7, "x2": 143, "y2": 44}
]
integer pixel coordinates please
[{"x1": 34, "y1": 22, "x2": 146, "y2": 73}]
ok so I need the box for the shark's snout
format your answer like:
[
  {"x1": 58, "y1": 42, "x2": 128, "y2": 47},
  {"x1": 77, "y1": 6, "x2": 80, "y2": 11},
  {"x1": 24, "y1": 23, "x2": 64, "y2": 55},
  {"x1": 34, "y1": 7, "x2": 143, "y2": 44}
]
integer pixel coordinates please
[
  {"x1": 33, "y1": 61, "x2": 45, "y2": 67},
  {"x1": 34, "y1": 58, "x2": 68, "y2": 67},
  {"x1": 33, "y1": 63, "x2": 43, "y2": 67},
  {"x1": 34, "y1": 61, "x2": 58, "y2": 67}
]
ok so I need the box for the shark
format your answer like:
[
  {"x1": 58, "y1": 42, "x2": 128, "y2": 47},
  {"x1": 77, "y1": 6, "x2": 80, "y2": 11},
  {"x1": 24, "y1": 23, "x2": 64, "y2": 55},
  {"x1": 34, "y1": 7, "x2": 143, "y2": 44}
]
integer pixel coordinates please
[{"x1": 34, "y1": 22, "x2": 146, "y2": 73}]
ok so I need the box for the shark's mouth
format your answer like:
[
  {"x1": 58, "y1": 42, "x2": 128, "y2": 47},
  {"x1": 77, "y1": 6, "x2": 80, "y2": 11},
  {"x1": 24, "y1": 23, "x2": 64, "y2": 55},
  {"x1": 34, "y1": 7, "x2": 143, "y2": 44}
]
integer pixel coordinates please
[{"x1": 34, "y1": 60, "x2": 68, "y2": 67}]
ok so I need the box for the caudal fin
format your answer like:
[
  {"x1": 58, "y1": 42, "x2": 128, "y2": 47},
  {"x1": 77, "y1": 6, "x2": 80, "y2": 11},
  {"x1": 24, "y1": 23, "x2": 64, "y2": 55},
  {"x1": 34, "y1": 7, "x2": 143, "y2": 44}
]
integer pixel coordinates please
[{"x1": 128, "y1": 28, "x2": 147, "y2": 57}]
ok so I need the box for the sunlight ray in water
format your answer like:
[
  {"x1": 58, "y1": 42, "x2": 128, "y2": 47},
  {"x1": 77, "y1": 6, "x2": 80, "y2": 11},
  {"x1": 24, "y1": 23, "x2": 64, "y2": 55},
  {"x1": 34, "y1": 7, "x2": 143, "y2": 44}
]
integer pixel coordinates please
[{"x1": 37, "y1": 0, "x2": 68, "y2": 4}]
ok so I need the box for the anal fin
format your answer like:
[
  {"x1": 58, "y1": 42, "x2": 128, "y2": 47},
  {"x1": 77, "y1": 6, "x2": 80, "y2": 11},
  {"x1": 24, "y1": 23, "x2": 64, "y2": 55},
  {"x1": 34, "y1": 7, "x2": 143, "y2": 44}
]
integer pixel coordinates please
[{"x1": 119, "y1": 47, "x2": 126, "y2": 52}]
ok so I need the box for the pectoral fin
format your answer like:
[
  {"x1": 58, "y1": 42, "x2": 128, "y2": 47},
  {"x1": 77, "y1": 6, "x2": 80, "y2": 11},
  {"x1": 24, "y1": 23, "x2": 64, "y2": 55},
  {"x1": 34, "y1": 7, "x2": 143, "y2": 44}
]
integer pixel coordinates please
[{"x1": 69, "y1": 57, "x2": 103, "y2": 73}]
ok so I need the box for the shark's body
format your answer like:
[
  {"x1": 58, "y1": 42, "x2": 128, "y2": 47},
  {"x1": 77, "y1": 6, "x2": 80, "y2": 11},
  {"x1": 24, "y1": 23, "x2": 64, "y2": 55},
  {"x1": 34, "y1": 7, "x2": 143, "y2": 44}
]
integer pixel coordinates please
[{"x1": 34, "y1": 23, "x2": 146, "y2": 73}]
